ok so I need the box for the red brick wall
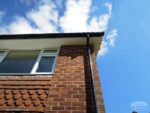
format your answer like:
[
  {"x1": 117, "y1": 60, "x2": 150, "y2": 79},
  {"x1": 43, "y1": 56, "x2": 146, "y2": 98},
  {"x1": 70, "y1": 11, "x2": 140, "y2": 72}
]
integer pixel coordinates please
[
  {"x1": 0, "y1": 45, "x2": 105, "y2": 113},
  {"x1": 45, "y1": 45, "x2": 105, "y2": 113}
]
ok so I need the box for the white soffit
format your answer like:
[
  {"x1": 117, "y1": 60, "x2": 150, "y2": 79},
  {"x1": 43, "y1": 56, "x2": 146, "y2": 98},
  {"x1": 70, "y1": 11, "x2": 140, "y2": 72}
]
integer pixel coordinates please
[{"x1": 0, "y1": 37, "x2": 101, "y2": 50}]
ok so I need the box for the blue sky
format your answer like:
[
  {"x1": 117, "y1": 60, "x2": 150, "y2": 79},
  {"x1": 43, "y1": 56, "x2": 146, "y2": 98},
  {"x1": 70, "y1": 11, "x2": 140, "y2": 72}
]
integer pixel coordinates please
[
  {"x1": 0, "y1": 0, "x2": 149, "y2": 113},
  {"x1": 97, "y1": 0, "x2": 150, "y2": 113}
]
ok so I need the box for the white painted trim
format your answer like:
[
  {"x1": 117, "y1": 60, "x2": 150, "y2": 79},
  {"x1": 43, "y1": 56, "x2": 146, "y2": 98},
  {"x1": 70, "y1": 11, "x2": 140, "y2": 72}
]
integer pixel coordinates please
[
  {"x1": 0, "y1": 50, "x2": 9, "y2": 63},
  {"x1": 0, "y1": 38, "x2": 87, "y2": 50},
  {"x1": 31, "y1": 50, "x2": 43, "y2": 74},
  {"x1": 51, "y1": 48, "x2": 60, "y2": 74}
]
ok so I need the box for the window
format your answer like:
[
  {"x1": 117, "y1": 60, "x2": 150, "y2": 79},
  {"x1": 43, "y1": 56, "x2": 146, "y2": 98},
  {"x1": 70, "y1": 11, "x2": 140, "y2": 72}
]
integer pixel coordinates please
[
  {"x1": 0, "y1": 49, "x2": 58, "y2": 74},
  {"x1": 36, "y1": 56, "x2": 55, "y2": 72}
]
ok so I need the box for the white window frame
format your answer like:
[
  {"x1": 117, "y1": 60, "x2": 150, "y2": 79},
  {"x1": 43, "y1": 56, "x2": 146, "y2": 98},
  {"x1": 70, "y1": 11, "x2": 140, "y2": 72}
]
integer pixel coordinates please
[
  {"x1": 0, "y1": 49, "x2": 59, "y2": 75},
  {"x1": 0, "y1": 50, "x2": 9, "y2": 63},
  {"x1": 31, "y1": 49, "x2": 59, "y2": 74}
]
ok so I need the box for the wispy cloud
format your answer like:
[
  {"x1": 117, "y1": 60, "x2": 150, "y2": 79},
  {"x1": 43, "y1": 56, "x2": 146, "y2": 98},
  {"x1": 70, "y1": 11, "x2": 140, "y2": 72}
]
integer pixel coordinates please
[
  {"x1": 105, "y1": 2, "x2": 112, "y2": 14},
  {"x1": 27, "y1": 2, "x2": 58, "y2": 33},
  {"x1": 19, "y1": 0, "x2": 38, "y2": 5},
  {"x1": 97, "y1": 3, "x2": 118, "y2": 57},
  {"x1": 0, "y1": 10, "x2": 5, "y2": 22},
  {"x1": 107, "y1": 29, "x2": 117, "y2": 47},
  {"x1": 98, "y1": 29, "x2": 118, "y2": 56}
]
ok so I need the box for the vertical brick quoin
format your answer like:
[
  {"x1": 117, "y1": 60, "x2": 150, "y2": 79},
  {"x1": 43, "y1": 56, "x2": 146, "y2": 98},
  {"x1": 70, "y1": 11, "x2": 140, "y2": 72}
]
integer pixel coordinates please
[{"x1": 45, "y1": 45, "x2": 105, "y2": 113}]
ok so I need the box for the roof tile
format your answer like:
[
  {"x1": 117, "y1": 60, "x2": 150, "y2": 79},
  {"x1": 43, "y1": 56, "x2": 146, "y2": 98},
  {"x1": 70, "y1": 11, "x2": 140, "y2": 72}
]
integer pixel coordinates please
[
  {"x1": 29, "y1": 90, "x2": 35, "y2": 95},
  {"x1": 39, "y1": 93, "x2": 48, "y2": 101},
  {"x1": 0, "y1": 93, "x2": 4, "y2": 99},
  {"x1": 0, "y1": 76, "x2": 51, "y2": 112},
  {"x1": 0, "y1": 100, "x2": 5, "y2": 106},
  {"x1": 15, "y1": 99, "x2": 22, "y2": 106},
  {"x1": 5, "y1": 94, "x2": 12, "y2": 100},
  {"x1": 12, "y1": 90, "x2": 18, "y2": 95},
  {"x1": 31, "y1": 94, "x2": 37, "y2": 101},
  {"x1": 7, "y1": 100, "x2": 14, "y2": 106},
  {"x1": 20, "y1": 90, "x2": 27, "y2": 95},
  {"x1": 33, "y1": 100, "x2": 41, "y2": 106},
  {"x1": 14, "y1": 94, "x2": 20, "y2": 100},
  {"x1": 22, "y1": 93, "x2": 29, "y2": 100},
  {"x1": 37, "y1": 90, "x2": 45, "y2": 95},
  {"x1": 24, "y1": 100, "x2": 31, "y2": 106}
]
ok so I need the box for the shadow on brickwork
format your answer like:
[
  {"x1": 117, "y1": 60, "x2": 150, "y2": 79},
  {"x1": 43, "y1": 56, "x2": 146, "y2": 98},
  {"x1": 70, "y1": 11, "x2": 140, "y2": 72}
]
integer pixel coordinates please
[
  {"x1": 83, "y1": 46, "x2": 95, "y2": 113},
  {"x1": 58, "y1": 45, "x2": 95, "y2": 113}
]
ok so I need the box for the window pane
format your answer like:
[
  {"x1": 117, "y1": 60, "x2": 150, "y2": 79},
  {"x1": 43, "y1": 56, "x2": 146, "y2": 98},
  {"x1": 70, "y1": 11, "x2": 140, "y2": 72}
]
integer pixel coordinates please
[
  {"x1": 0, "y1": 51, "x2": 40, "y2": 73},
  {"x1": 0, "y1": 56, "x2": 4, "y2": 62},
  {"x1": 36, "y1": 56, "x2": 55, "y2": 72}
]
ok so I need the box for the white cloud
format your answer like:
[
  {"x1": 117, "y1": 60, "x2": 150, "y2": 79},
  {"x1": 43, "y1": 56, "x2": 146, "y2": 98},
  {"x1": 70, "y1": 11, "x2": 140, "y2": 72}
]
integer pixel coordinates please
[
  {"x1": 19, "y1": 0, "x2": 38, "y2": 5},
  {"x1": 98, "y1": 41, "x2": 108, "y2": 56},
  {"x1": 98, "y1": 29, "x2": 118, "y2": 56},
  {"x1": 105, "y1": 2, "x2": 112, "y2": 14},
  {"x1": 8, "y1": 17, "x2": 41, "y2": 34},
  {"x1": 8, "y1": 17, "x2": 33, "y2": 34},
  {"x1": 27, "y1": 2, "x2": 58, "y2": 32},
  {"x1": 107, "y1": 29, "x2": 117, "y2": 47},
  {"x1": 87, "y1": 3, "x2": 112, "y2": 32},
  {"x1": 55, "y1": 0, "x2": 63, "y2": 8},
  {"x1": 60, "y1": 0, "x2": 92, "y2": 32},
  {"x1": 91, "y1": 6, "x2": 99, "y2": 13},
  {"x1": 0, "y1": 1, "x2": 58, "y2": 34},
  {"x1": 0, "y1": 10, "x2": 5, "y2": 22},
  {"x1": 0, "y1": 17, "x2": 41, "y2": 34},
  {"x1": 59, "y1": 0, "x2": 114, "y2": 37},
  {"x1": 97, "y1": 3, "x2": 118, "y2": 57}
]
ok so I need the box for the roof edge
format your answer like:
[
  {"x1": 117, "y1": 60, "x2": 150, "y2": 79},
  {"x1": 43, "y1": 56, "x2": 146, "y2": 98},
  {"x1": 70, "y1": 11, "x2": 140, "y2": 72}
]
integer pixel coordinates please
[{"x1": 0, "y1": 32, "x2": 104, "y2": 40}]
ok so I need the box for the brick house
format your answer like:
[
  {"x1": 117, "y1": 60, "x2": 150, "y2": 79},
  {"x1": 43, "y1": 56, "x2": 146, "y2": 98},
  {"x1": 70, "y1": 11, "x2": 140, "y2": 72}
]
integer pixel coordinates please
[{"x1": 0, "y1": 32, "x2": 105, "y2": 113}]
